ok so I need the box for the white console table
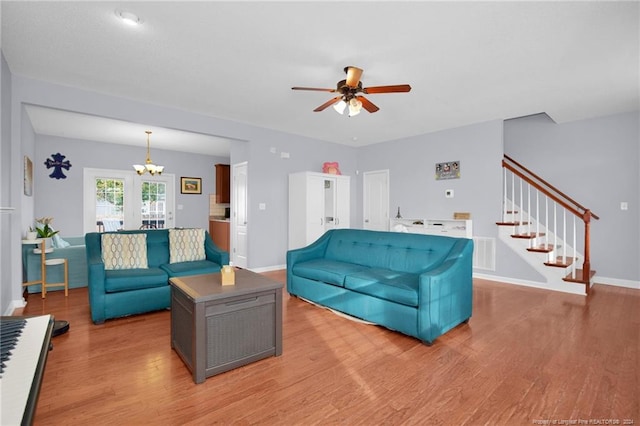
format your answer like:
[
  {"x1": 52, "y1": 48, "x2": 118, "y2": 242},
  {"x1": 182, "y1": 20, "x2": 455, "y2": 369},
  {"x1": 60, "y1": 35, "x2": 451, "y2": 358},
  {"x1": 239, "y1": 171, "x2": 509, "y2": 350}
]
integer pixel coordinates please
[{"x1": 390, "y1": 218, "x2": 472, "y2": 239}]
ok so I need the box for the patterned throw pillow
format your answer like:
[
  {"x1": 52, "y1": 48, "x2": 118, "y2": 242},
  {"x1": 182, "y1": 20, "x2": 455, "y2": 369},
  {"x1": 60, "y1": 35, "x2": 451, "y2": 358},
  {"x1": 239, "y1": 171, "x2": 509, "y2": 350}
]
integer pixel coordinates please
[
  {"x1": 169, "y1": 228, "x2": 205, "y2": 264},
  {"x1": 102, "y1": 233, "x2": 148, "y2": 270}
]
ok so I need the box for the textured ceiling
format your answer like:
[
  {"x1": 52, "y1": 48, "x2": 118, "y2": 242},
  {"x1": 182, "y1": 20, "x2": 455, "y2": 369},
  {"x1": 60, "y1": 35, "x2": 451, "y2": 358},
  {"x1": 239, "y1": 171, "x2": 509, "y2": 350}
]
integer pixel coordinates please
[{"x1": 2, "y1": 1, "x2": 638, "y2": 154}]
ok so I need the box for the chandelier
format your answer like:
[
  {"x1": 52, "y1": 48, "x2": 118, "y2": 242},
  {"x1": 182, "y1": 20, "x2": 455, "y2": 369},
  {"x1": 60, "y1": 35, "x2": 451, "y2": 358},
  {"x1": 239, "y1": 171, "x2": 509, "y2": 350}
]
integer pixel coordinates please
[{"x1": 133, "y1": 130, "x2": 164, "y2": 175}]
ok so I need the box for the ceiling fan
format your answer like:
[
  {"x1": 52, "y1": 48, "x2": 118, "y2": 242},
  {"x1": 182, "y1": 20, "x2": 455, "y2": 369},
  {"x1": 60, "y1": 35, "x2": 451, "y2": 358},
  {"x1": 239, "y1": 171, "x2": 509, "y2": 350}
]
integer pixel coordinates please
[{"x1": 291, "y1": 66, "x2": 412, "y2": 116}]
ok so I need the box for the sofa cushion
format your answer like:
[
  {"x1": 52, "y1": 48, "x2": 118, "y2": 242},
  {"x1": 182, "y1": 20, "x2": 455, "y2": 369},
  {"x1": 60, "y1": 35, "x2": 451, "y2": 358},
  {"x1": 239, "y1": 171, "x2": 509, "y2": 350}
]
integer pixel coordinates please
[
  {"x1": 104, "y1": 267, "x2": 168, "y2": 293},
  {"x1": 169, "y1": 228, "x2": 205, "y2": 263},
  {"x1": 344, "y1": 268, "x2": 419, "y2": 307},
  {"x1": 101, "y1": 233, "x2": 148, "y2": 270},
  {"x1": 160, "y1": 260, "x2": 222, "y2": 277},
  {"x1": 292, "y1": 259, "x2": 367, "y2": 287},
  {"x1": 324, "y1": 229, "x2": 456, "y2": 273}
]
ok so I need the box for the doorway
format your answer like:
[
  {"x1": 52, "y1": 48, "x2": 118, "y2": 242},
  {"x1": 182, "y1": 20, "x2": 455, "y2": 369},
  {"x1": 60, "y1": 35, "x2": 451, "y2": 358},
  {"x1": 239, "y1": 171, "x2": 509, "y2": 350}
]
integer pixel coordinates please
[
  {"x1": 363, "y1": 169, "x2": 390, "y2": 231},
  {"x1": 83, "y1": 168, "x2": 175, "y2": 233}
]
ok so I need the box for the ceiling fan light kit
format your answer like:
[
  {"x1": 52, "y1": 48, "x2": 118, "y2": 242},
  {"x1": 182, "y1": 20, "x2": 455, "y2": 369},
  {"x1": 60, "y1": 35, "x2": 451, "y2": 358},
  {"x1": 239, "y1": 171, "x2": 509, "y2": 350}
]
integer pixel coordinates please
[{"x1": 292, "y1": 66, "x2": 411, "y2": 116}]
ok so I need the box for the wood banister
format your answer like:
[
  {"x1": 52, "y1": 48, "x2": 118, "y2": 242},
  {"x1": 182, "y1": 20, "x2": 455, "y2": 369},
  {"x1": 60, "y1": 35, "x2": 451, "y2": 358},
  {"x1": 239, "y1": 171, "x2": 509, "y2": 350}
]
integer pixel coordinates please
[
  {"x1": 503, "y1": 161, "x2": 582, "y2": 218},
  {"x1": 503, "y1": 155, "x2": 599, "y2": 220}
]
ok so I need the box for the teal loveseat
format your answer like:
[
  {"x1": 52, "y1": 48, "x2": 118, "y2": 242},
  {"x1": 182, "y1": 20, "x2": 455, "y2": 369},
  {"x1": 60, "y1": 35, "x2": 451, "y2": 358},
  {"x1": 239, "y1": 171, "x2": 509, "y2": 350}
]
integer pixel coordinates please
[
  {"x1": 286, "y1": 228, "x2": 473, "y2": 345},
  {"x1": 85, "y1": 228, "x2": 229, "y2": 324}
]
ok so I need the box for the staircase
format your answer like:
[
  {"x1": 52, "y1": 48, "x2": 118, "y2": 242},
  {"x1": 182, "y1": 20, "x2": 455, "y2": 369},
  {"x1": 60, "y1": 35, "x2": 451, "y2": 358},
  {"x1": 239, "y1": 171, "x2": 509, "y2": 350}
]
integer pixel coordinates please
[{"x1": 497, "y1": 155, "x2": 599, "y2": 295}]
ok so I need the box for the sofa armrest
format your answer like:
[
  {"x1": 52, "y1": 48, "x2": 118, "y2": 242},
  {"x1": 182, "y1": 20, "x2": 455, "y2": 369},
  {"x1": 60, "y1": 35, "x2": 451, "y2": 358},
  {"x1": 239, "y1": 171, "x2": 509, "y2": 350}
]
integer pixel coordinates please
[
  {"x1": 286, "y1": 230, "x2": 333, "y2": 293},
  {"x1": 85, "y1": 232, "x2": 107, "y2": 323},
  {"x1": 417, "y1": 238, "x2": 474, "y2": 343},
  {"x1": 204, "y1": 231, "x2": 229, "y2": 266}
]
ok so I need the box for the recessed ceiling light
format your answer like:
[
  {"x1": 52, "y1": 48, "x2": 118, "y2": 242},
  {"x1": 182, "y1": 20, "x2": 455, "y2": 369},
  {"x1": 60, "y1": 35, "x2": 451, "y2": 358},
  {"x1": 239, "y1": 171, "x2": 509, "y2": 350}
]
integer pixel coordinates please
[{"x1": 115, "y1": 9, "x2": 143, "y2": 26}]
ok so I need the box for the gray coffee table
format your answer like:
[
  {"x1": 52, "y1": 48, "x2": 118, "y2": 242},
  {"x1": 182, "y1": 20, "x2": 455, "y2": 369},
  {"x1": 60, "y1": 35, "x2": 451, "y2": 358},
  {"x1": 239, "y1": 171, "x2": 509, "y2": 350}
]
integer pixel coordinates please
[{"x1": 169, "y1": 269, "x2": 283, "y2": 384}]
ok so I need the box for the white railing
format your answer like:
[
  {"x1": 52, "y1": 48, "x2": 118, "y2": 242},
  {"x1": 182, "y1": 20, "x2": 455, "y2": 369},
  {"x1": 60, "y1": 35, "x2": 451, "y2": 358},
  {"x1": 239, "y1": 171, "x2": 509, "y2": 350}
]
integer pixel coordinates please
[{"x1": 500, "y1": 155, "x2": 599, "y2": 292}]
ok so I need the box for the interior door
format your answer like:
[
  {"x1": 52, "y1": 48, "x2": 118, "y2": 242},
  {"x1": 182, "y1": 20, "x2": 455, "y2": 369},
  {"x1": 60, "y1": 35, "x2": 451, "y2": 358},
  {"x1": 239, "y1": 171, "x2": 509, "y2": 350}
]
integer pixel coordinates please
[
  {"x1": 231, "y1": 162, "x2": 248, "y2": 268},
  {"x1": 363, "y1": 169, "x2": 389, "y2": 231},
  {"x1": 334, "y1": 176, "x2": 350, "y2": 229},
  {"x1": 137, "y1": 174, "x2": 175, "y2": 229},
  {"x1": 307, "y1": 174, "x2": 325, "y2": 241}
]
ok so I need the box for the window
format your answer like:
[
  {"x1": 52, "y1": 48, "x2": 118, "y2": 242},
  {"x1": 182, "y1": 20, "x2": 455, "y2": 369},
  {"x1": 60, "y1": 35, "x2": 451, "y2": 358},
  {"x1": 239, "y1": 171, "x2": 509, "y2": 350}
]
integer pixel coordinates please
[
  {"x1": 141, "y1": 181, "x2": 167, "y2": 229},
  {"x1": 95, "y1": 178, "x2": 124, "y2": 231},
  {"x1": 84, "y1": 169, "x2": 175, "y2": 233}
]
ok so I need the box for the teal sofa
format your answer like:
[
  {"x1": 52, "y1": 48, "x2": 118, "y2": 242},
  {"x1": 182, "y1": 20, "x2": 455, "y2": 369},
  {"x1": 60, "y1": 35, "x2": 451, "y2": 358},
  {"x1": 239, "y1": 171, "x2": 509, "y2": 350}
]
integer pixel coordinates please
[
  {"x1": 286, "y1": 229, "x2": 473, "y2": 345},
  {"x1": 85, "y1": 229, "x2": 229, "y2": 324},
  {"x1": 23, "y1": 236, "x2": 88, "y2": 293}
]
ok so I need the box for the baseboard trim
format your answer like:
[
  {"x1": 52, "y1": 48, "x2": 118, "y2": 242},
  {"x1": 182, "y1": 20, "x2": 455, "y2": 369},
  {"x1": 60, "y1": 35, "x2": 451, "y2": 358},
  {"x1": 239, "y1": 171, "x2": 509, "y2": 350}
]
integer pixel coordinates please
[
  {"x1": 247, "y1": 264, "x2": 286, "y2": 273},
  {"x1": 473, "y1": 273, "x2": 586, "y2": 295},
  {"x1": 474, "y1": 272, "x2": 640, "y2": 293},
  {"x1": 593, "y1": 276, "x2": 640, "y2": 290},
  {"x1": 3, "y1": 298, "x2": 27, "y2": 316}
]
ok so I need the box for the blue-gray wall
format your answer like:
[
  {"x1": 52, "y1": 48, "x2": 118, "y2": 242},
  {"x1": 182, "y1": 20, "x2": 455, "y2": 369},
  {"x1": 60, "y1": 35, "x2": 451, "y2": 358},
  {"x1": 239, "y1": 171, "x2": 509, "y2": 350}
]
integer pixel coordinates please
[
  {"x1": 2, "y1": 58, "x2": 639, "y2": 314},
  {"x1": 229, "y1": 129, "x2": 357, "y2": 268},
  {"x1": 33, "y1": 134, "x2": 229, "y2": 235},
  {"x1": 357, "y1": 119, "x2": 544, "y2": 284},
  {"x1": 357, "y1": 119, "x2": 503, "y2": 236},
  {"x1": 504, "y1": 112, "x2": 640, "y2": 283}
]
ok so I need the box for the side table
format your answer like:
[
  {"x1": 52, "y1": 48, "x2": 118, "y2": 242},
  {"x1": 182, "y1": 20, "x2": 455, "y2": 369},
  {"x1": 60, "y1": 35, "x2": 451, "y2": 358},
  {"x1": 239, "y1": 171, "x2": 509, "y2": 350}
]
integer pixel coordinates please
[
  {"x1": 170, "y1": 269, "x2": 283, "y2": 384},
  {"x1": 22, "y1": 239, "x2": 68, "y2": 298}
]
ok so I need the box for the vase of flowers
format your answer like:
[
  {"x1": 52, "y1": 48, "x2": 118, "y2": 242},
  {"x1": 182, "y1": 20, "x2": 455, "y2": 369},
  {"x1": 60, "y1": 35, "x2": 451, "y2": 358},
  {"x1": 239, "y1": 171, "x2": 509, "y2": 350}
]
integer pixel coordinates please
[{"x1": 35, "y1": 217, "x2": 59, "y2": 238}]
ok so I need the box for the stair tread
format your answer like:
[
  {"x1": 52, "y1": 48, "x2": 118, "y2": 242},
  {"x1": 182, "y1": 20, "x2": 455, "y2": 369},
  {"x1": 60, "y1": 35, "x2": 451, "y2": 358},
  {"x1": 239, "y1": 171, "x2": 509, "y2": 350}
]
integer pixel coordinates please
[
  {"x1": 511, "y1": 232, "x2": 546, "y2": 239},
  {"x1": 544, "y1": 256, "x2": 577, "y2": 267},
  {"x1": 496, "y1": 221, "x2": 529, "y2": 226},
  {"x1": 563, "y1": 269, "x2": 596, "y2": 284},
  {"x1": 527, "y1": 244, "x2": 555, "y2": 253}
]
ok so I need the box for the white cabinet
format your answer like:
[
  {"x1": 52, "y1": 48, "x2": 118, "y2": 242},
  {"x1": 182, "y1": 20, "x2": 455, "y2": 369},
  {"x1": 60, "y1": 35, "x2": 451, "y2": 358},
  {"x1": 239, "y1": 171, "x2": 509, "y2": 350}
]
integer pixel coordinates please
[
  {"x1": 289, "y1": 172, "x2": 350, "y2": 250},
  {"x1": 390, "y1": 218, "x2": 472, "y2": 239}
]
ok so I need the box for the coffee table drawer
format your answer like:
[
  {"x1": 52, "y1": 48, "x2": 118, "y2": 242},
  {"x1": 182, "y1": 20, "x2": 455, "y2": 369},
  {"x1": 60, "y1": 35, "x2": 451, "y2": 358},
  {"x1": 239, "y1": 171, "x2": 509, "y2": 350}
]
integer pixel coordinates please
[{"x1": 205, "y1": 293, "x2": 275, "y2": 316}]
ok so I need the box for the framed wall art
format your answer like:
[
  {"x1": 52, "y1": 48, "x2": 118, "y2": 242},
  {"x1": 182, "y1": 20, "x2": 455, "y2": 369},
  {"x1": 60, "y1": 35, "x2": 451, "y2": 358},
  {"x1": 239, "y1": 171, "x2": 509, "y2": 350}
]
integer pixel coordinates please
[
  {"x1": 435, "y1": 161, "x2": 460, "y2": 180},
  {"x1": 24, "y1": 156, "x2": 33, "y2": 196},
  {"x1": 180, "y1": 177, "x2": 202, "y2": 194}
]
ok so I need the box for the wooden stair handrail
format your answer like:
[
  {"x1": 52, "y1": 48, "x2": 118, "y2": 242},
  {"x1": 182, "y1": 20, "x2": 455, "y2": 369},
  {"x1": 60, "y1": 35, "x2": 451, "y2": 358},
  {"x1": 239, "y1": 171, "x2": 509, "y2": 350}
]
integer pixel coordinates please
[
  {"x1": 504, "y1": 155, "x2": 599, "y2": 220},
  {"x1": 503, "y1": 161, "x2": 582, "y2": 218}
]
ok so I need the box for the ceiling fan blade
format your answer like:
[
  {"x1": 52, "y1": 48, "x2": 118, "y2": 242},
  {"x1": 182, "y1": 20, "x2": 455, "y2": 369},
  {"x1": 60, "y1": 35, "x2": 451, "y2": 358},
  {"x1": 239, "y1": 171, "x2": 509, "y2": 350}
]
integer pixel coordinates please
[
  {"x1": 313, "y1": 96, "x2": 343, "y2": 112},
  {"x1": 358, "y1": 96, "x2": 380, "y2": 113},
  {"x1": 363, "y1": 84, "x2": 412, "y2": 94},
  {"x1": 345, "y1": 66, "x2": 363, "y2": 88},
  {"x1": 291, "y1": 87, "x2": 337, "y2": 92}
]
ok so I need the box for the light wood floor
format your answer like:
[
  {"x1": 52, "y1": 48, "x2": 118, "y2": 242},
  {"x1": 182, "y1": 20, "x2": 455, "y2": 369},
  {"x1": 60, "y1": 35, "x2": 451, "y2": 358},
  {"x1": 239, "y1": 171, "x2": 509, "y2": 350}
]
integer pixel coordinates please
[{"x1": 20, "y1": 272, "x2": 639, "y2": 425}]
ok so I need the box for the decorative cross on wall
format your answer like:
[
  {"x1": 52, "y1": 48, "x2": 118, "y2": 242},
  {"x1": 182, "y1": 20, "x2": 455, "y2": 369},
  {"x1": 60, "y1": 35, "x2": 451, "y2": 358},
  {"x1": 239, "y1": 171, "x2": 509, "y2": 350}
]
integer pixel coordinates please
[{"x1": 44, "y1": 153, "x2": 72, "y2": 179}]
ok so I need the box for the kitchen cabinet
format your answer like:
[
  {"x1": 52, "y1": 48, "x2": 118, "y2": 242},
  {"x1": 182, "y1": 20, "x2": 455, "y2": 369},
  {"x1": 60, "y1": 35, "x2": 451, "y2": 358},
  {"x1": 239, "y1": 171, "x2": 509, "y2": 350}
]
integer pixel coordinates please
[
  {"x1": 288, "y1": 171, "x2": 350, "y2": 250},
  {"x1": 209, "y1": 220, "x2": 230, "y2": 252},
  {"x1": 215, "y1": 164, "x2": 230, "y2": 204}
]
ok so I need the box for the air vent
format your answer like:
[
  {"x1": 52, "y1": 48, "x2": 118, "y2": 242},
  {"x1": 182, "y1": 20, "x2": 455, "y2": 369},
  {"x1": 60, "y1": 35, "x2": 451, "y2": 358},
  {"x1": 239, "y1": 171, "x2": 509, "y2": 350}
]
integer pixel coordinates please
[{"x1": 473, "y1": 237, "x2": 496, "y2": 271}]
